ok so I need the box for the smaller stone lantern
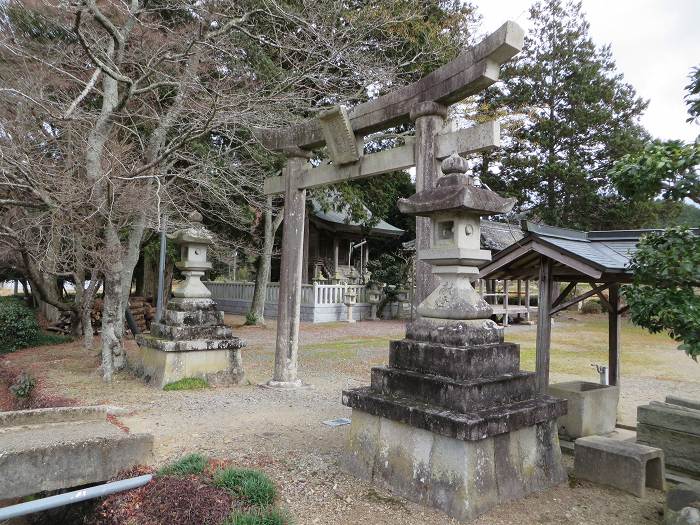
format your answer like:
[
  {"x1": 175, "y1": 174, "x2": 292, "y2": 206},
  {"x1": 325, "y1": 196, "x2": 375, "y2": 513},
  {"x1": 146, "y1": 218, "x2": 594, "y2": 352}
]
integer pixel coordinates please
[
  {"x1": 136, "y1": 211, "x2": 245, "y2": 388},
  {"x1": 171, "y1": 212, "x2": 213, "y2": 299},
  {"x1": 366, "y1": 284, "x2": 382, "y2": 321},
  {"x1": 344, "y1": 285, "x2": 357, "y2": 323}
]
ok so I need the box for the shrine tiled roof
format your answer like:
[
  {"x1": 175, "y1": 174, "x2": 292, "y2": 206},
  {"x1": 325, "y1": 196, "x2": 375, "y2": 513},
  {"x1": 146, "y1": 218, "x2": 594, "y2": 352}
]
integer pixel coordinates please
[{"x1": 310, "y1": 199, "x2": 404, "y2": 237}]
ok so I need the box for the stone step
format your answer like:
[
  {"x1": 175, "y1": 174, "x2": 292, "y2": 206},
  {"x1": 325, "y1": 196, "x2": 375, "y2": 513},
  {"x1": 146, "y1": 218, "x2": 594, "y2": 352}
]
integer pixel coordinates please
[
  {"x1": 370, "y1": 366, "x2": 536, "y2": 412},
  {"x1": 164, "y1": 308, "x2": 224, "y2": 327},
  {"x1": 342, "y1": 386, "x2": 566, "y2": 441},
  {"x1": 137, "y1": 334, "x2": 245, "y2": 352},
  {"x1": 389, "y1": 339, "x2": 519, "y2": 380},
  {"x1": 150, "y1": 323, "x2": 233, "y2": 340}
]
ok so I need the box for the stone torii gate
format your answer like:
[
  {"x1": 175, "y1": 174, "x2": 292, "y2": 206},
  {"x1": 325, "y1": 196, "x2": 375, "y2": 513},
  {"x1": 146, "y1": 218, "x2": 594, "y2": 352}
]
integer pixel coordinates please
[{"x1": 256, "y1": 21, "x2": 524, "y2": 388}]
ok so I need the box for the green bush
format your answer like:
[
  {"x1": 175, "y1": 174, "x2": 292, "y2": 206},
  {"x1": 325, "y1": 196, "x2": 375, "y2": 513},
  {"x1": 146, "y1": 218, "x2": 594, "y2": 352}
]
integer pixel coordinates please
[
  {"x1": 9, "y1": 372, "x2": 36, "y2": 400},
  {"x1": 162, "y1": 377, "x2": 209, "y2": 391},
  {"x1": 157, "y1": 453, "x2": 207, "y2": 476},
  {"x1": 245, "y1": 311, "x2": 259, "y2": 326},
  {"x1": 224, "y1": 508, "x2": 291, "y2": 525},
  {"x1": 214, "y1": 468, "x2": 276, "y2": 507},
  {"x1": 0, "y1": 298, "x2": 40, "y2": 354},
  {"x1": 580, "y1": 299, "x2": 602, "y2": 314}
]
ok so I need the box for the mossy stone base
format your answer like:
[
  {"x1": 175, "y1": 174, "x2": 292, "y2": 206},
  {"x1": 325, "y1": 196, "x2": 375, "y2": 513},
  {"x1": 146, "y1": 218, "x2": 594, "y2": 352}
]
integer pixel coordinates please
[
  {"x1": 136, "y1": 344, "x2": 244, "y2": 389},
  {"x1": 345, "y1": 411, "x2": 566, "y2": 522}
]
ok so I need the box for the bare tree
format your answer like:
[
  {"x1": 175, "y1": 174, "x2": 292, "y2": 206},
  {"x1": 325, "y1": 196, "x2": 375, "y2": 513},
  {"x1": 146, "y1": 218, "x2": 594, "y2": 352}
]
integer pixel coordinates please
[{"x1": 1, "y1": 0, "x2": 425, "y2": 380}]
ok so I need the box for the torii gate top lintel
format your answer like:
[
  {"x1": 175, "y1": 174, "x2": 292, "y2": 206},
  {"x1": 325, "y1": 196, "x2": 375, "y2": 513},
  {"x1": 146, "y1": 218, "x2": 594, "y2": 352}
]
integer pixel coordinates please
[{"x1": 255, "y1": 21, "x2": 524, "y2": 154}]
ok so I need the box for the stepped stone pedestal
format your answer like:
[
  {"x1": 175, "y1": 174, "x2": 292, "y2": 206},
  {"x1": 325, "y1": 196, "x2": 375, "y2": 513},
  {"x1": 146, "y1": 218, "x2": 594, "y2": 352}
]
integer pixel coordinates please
[
  {"x1": 342, "y1": 154, "x2": 567, "y2": 522},
  {"x1": 137, "y1": 298, "x2": 245, "y2": 388},
  {"x1": 136, "y1": 212, "x2": 245, "y2": 388}
]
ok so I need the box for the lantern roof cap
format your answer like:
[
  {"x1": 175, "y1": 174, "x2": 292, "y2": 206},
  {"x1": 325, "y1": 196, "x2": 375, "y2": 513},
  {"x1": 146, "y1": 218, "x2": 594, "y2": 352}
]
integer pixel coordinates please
[
  {"x1": 171, "y1": 211, "x2": 214, "y2": 245},
  {"x1": 397, "y1": 176, "x2": 515, "y2": 217}
]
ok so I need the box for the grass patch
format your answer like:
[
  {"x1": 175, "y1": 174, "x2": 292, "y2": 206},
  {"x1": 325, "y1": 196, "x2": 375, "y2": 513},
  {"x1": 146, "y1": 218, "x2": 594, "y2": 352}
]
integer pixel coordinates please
[
  {"x1": 157, "y1": 453, "x2": 207, "y2": 476},
  {"x1": 224, "y1": 508, "x2": 291, "y2": 525},
  {"x1": 36, "y1": 333, "x2": 73, "y2": 346},
  {"x1": 214, "y1": 468, "x2": 277, "y2": 507},
  {"x1": 162, "y1": 377, "x2": 209, "y2": 391}
]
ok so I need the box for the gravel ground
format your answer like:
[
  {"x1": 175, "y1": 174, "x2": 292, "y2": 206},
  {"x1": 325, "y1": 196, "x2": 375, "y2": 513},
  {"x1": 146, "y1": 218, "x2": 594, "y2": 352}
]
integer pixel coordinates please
[{"x1": 3, "y1": 314, "x2": 696, "y2": 524}]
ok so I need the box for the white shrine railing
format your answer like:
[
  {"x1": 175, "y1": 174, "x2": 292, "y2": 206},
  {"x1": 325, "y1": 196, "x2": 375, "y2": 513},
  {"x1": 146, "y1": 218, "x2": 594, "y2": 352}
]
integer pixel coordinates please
[{"x1": 203, "y1": 281, "x2": 371, "y2": 323}]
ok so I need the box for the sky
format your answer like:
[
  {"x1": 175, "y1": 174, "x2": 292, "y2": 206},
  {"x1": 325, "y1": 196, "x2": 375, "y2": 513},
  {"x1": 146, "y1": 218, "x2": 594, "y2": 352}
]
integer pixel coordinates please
[{"x1": 474, "y1": 0, "x2": 700, "y2": 142}]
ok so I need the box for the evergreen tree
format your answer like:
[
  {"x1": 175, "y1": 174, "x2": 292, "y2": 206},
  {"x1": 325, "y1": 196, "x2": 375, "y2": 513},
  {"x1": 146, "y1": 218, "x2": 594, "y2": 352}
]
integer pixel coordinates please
[{"x1": 476, "y1": 0, "x2": 651, "y2": 230}]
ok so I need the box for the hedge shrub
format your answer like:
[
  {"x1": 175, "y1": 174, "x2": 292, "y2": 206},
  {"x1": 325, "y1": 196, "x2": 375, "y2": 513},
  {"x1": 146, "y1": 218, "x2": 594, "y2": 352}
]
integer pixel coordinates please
[{"x1": 0, "y1": 298, "x2": 41, "y2": 354}]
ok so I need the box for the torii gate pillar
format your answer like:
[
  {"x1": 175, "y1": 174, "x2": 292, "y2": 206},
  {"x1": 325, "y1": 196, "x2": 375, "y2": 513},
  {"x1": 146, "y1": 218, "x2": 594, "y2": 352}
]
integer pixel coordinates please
[
  {"x1": 411, "y1": 101, "x2": 448, "y2": 305},
  {"x1": 268, "y1": 150, "x2": 310, "y2": 387}
]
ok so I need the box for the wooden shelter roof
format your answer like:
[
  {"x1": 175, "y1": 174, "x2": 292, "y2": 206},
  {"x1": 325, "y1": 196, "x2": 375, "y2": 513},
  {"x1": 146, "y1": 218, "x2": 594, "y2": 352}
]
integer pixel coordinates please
[{"x1": 478, "y1": 222, "x2": 667, "y2": 283}]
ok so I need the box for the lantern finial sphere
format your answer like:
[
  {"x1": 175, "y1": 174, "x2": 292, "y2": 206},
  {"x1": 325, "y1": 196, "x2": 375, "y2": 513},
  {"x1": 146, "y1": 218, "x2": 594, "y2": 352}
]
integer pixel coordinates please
[{"x1": 441, "y1": 153, "x2": 469, "y2": 175}]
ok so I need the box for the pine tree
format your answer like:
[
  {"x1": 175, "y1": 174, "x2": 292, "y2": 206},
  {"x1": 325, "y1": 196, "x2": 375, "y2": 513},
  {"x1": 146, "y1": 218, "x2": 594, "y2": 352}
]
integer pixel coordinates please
[{"x1": 476, "y1": 0, "x2": 651, "y2": 230}]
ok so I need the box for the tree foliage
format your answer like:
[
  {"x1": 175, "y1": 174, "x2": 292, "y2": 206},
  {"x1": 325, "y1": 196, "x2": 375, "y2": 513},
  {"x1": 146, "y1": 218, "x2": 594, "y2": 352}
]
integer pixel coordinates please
[
  {"x1": 623, "y1": 228, "x2": 700, "y2": 360},
  {"x1": 685, "y1": 65, "x2": 700, "y2": 124},
  {"x1": 475, "y1": 0, "x2": 650, "y2": 230},
  {"x1": 609, "y1": 140, "x2": 700, "y2": 205}
]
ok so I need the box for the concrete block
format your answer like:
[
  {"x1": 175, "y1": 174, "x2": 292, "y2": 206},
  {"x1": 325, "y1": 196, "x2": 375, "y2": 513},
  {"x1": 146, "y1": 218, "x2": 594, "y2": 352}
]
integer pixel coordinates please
[
  {"x1": 0, "y1": 406, "x2": 153, "y2": 499},
  {"x1": 665, "y1": 482, "x2": 700, "y2": 525},
  {"x1": 574, "y1": 435, "x2": 665, "y2": 497},
  {"x1": 637, "y1": 402, "x2": 700, "y2": 476},
  {"x1": 548, "y1": 381, "x2": 619, "y2": 439}
]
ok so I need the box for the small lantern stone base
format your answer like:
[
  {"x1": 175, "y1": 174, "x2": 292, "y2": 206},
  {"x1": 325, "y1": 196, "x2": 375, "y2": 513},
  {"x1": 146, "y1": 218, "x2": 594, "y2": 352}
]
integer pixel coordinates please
[{"x1": 136, "y1": 298, "x2": 245, "y2": 388}]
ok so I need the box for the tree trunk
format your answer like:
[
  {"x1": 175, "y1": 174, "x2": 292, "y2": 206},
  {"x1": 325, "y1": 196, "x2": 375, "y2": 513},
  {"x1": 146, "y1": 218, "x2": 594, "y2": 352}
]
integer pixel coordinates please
[
  {"x1": 250, "y1": 200, "x2": 283, "y2": 325},
  {"x1": 82, "y1": 276, "x2": 100, "y2": 350},
  {"x1": 101, "y1": 269, "x2": 121, "y2": 382}
]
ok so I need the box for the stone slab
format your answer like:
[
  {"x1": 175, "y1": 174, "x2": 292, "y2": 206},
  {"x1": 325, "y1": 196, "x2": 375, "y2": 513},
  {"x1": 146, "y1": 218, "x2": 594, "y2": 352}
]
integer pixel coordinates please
[
  {"x1": 639, "y1": 402, "x2": 700, "y2": 435},
  {"x1": 0, "y1": 405, "x2": 125, "y2": 428},
  {"x1": 666, "y1": 396, "x2": 700, "y2": 411},
  {"x1": 371, "y1": 366, "x2": 536, "y2": 412},
  {"x1": 342, "y1": 386, "x2": 566, "y2": 441},
  {"x1": 574, "y1": 435, "x2": 665, "y2": 497},
  {"x1": 637, "y1": 423, "x2": 700, "y2": 476},
  {"x1": 548, "y1": 381, "x2": 619, "y2": 439},
  {"x1": 149, "y1": 322, "x2": 233, "y2": 340},
  {"x1": 164, "y1": 308, "x2": 224, "y2": 327},
  {"x1": 344, "y1": 411, "x2": 565, "y2": 522},
  {"x1": 0, "y1": 407, "x2": 153, "y2": 499},
  {"x1": 137, "y1": 334, "x2": 245, "y2": 353},
  {"x1": 389, "y1": 339, "x2": 520, "y2": 380}
]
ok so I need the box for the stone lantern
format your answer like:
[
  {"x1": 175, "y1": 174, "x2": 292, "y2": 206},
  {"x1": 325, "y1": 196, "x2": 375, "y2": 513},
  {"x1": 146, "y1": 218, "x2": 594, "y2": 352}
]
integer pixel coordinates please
[
  {"x1": 366, "y1": 285, "x2": 382, "y2": 321},
  {"x1": 344, "y1": 285, "x2": 357, "y2": 323},
  {"x1": 399, "y1": 153, "x2": 515, "y2": 323},
  {"x1": 171, "y1": 212, "x2": 213, "y2": 299},
  {"x1": 136, "y1": 211, "x2": 245, "y2": 389}
]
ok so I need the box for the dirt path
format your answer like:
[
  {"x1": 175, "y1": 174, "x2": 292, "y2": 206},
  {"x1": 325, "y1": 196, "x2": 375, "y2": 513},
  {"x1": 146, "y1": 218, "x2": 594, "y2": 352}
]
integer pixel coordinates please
[{"x1": 2, "y1": 314, "x2": 697, "y2": 524}]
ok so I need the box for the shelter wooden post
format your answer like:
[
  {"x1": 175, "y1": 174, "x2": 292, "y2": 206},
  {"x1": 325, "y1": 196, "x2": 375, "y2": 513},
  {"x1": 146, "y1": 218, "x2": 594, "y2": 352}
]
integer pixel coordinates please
[
  {"x1": 270, "y1": 152, "x2": 309, "y2": 386},
  {"x1": 503, "y1": 279, "x2": 510, "y2": 326},
  {"x1": 525, "y1": 279, "x2": 531, "y2": 321},
  {"x1": 333, "y1": 238, "x2": 339, "y2": 273},
  {"x1": 411, "y1": 102, "x2": 447, "y2": 306},
  {"x1": 536, "y1": 257, "x2": 553, "y2": 393},
  {"x1": 608, "y1": 283, "x2": 621, "y2": 386},
  {"x1": 302, "y1": 215, "x2": 310, "y2": 284}
]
